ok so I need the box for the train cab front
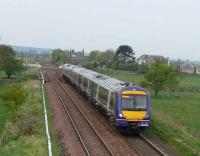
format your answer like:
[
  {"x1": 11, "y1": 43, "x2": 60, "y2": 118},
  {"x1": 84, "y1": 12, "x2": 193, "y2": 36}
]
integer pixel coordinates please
[{"x1": 116, "y1": 87, "x2": 150, "y2": 132}]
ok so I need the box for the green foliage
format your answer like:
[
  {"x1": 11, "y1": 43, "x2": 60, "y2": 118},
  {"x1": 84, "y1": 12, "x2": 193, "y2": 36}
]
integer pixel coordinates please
[
  {"x1": 0, "y1": 70, "x2": 6, "y2": 79},
  {"x1": 1, "y1": 84, "x2": 27, "y2": 113},
  {"x1": 51, "y1": 49, "x2": 67, "y2": 66},
  {"x1": 111, "y1": 61, "x2": 119, "y2": 70},
  {"x1": 140, "y1": 61, "x2": 180, "y2": 95},
  {"x1": 88, "y1": 49, "x2": 114, "y2": 67},
  {"x1": 0, "y1": 80, "x2": 48, "y2": 156},
  {"x1": 137, "y1": 64, "x2": 149, "y2": 73},
  {"x1": 0, "y1": 45, "x2": 24, "y2": 78},
  {"x1": 82, "y1": 62, "x2": 95, "y2": 70},
  {"x1": 20, "y1": 67, "x2": 39, "y2": 80},
  {"x1": 92, "y1": 61, "x2": 98, "y2": 68},
  {"x1": 115, "y1": 45, "x2": 135, "y2": 63},
  {"x1": 0, "y1": 99, "x2": 7, "y2": 134},
  {"x1": 15, "y1": 103, "x2": 42, "y2": 135},
  {"x1": 88, "y1": 50, "x2": 100, "y2": 62},
  {"x1": 0, "y1": 135, "x2": 47, "y2": 156}
]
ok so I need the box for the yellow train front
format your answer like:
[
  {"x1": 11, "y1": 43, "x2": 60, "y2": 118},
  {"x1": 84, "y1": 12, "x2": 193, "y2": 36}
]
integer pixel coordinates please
[{"x1": 115, "y1": 86, "x2": 150, "y2": 132}]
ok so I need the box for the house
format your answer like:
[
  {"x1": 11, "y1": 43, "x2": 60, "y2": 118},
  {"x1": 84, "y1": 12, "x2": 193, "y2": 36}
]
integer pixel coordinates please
[
  {"x1": 137, "y1": 54, "x2": 168, "y2": 65},
  {"x1": 194, "y1": 65, "x2": 200, "y2": 74},
  {"x1": 65, "y1": 49, "x2": 86, "y2": 65},
  {"x1": 180, "y1": 61, "x2": 195, "y2": 74}
]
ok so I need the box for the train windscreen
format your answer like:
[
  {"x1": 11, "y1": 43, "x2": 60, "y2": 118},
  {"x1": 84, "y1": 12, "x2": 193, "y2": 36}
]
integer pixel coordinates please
[{"x1": 121, "y1": 95, "x2": 147, "y2": 110}]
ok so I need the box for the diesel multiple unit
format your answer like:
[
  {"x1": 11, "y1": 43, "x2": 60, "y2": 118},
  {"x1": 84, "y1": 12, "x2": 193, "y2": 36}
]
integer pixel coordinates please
[{"x1": 60, "y1": 64, "x2": 151, "y2": 132}]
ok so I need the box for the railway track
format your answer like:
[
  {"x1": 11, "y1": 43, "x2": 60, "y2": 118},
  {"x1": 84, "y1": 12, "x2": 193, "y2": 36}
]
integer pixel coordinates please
[
  {"x1": 45, "y1": 69, "x2": 114, "y2": 156},
  {"x1": 140, "y1": 134, "x2": 167, "y2": 156},
  {"x1": 43, "y1": 66, "x2": 175, "y2": 156}
]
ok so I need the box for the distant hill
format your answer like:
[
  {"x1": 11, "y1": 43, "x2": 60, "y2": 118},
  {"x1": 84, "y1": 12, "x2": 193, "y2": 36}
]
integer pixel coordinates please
[{"x1": 11, "y1": 45, "x2": 53, "y2": 53}]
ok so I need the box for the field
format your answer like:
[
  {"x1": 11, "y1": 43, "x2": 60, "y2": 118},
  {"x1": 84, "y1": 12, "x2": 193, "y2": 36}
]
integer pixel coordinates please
[
  {"x1": 151, "y1": 92, "x2": 200, "y2": 155},
  {"x1": 97, "y1": 68, "x2": 200, "y2": 156}
]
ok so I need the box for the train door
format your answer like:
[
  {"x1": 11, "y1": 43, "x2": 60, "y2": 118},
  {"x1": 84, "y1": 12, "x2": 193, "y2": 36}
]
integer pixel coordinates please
[
  {"x1": 77, "y1": 74, "x2": 82, "y2": 89},
  {"x1": 88, "y1": 80, "x2": 94, "y2": 101}
]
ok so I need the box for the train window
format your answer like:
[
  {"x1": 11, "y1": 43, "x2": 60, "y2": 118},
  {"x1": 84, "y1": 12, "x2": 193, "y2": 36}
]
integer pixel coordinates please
[
  {"x1": 93, "y1": 83, "x2": 98, "y2": 97},
  {"x1": 110, "y1": 92, "x2": 115, "y2": 108},
  {"x1": 79, "y1": 75, "x2": 83, "y2": 84},
  {"x1": 83, "y1": 77, "x2": 88, "y2": 88},
  {"x1": 122, "y1": 95, "x2": 147, "y2": 110},
  {"x1": 74, "y1": 73, "x2": 77, "y2": 80},
  {"x1": 98, "y1": 86, "x2": 108, "y2": 103},
  {"x1": 89, "y1": 81, "x2": 93, "y2": 92}
]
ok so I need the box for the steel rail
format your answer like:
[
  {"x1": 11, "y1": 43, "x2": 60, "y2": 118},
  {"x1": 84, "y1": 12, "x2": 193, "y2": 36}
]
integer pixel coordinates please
[
  {"x1": 140, "y1": 134, "x2": 168, "y2": 156},
  {"x1": 46, "y1": 71, "x2": 91, "y2": 156},
  {"x1": 48, "y1": 70, "x2": 115, "y2": 156}
]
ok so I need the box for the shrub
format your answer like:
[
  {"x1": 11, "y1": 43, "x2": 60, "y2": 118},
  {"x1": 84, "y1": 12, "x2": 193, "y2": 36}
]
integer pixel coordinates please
[
  {"x1": 1, "y1": 84, "x2": 27, "y2": 112},
  {"x1": 82, "y1": 62, "x2": 94, "y2": 70},
  {"x1": 15, "y1": 103, "x2": 42, "y2": 135},
  {"x1": 111, "y1": 61, "x2": 119, "y2": 70}
]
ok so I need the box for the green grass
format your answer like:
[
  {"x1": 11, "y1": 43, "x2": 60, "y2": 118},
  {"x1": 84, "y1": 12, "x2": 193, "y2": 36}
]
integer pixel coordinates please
[
  {"x1": 0, "y1": 86, "x2": 7, "y2": 134},
  {"x1": 0, "y1": 80, "x2": 49, "y2": 156},
  {"x1": 0, "y1": 98, "x2": 7, "y2": 134},
  {"x1": 0, "y1": 135, "x2": 47, "y2": 156},
  {"x1": 150, "y1": 92, "x2": 200, "y2": 156},
  {"x1": 0, "y1": 67, "x2": 60, "y2": 156},
  {"x1": 179, "y1": 74, "x2": 200, "y2": 88},
  {"x1": 95, "y1": 68, "x2": 144, "y2": 84},
  {"x1": 0, "y1": 70, "x2": 6, "y2": 79}
]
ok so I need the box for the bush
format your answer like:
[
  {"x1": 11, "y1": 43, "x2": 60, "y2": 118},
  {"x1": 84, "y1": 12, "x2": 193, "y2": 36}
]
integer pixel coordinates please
[
  {"x1": 82, "y1": 62, "x2": 95, "y2": 70},
  {"x1": 111, "y1": 61, "x2": 119, "y2": 70},
  {"x1": 15, "y1": 103, "x2": 42, "y2": 135},
  {"x1": 20, "y1": 67, "x2": 38, "y2": 80},
  {"x1": 137, "y1": 64, "x2": 149, "y2": 73},
  {"x1": 1, "y1": 84, "x2": 27, "y2": 112}
]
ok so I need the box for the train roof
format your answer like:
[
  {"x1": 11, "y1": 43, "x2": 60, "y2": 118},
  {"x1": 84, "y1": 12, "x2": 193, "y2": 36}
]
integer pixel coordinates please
[{"x1": 61, "y1": 64, "x2": 136, "y2": 92}]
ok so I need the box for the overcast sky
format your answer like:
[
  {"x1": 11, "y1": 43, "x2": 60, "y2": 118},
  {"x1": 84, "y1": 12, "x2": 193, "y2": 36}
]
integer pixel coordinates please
[{"x1": 0, "y1": 0, "x2": 200, "y2": 60}]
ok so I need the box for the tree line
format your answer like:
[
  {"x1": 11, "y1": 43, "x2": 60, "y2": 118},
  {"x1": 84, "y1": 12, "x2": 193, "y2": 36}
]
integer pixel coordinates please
[{"x1": 50, "y1": 45, "x2": 180, "y2": 95}]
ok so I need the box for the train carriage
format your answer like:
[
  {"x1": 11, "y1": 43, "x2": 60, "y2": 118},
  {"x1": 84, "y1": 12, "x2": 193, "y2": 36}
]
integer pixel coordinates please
[{"x1": 60, "y1": 64, "x2": 150, "y2": 132}]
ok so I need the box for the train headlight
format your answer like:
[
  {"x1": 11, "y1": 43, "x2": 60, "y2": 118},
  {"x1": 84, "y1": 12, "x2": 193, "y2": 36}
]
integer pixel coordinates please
[
  {"x1": 146, "y1": 114, "x2": 149, "y2": 118},
  {"x1": 119, "y1": 113, "x2": 123, "y2": 117}
]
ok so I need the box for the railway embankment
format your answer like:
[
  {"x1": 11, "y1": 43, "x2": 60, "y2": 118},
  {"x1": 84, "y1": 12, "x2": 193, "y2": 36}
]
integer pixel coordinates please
[{"x1": 0, "y1": 67, "x2": 59, "y2": 156}]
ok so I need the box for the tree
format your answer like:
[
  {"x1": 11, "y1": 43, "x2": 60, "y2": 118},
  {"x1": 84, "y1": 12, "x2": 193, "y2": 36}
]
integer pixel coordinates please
[
  {"x1": 140, "y1": 61, "x2": 180, "y2": 95},
  {"x1": 88, "y1": 50, "x2": 100, "y2": 62},
  {"x1": 51, "y1": 49, "x2": 67, "y2": 66},
  {"x1": 115, "y1": 45, "x2": 135, "y2": 63},
  {"x1": 0, "y1": 44, "x2": 23, "y2": 78}
]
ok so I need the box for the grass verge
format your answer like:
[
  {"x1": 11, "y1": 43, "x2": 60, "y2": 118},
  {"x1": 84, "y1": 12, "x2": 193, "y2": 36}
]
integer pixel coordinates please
[{"x1": 0, "y1": 67, "x2": 59, "y2": 156}]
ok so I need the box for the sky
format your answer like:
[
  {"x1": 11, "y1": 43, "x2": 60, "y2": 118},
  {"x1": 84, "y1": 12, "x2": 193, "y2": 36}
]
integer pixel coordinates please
[{"x1": 0, "y1": 0, "x2": 200, "y2": 60}]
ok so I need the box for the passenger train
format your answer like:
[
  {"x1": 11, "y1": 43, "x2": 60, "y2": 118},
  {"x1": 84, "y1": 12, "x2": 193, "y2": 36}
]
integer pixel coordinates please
[{"x1": 60, "y1": 64, "x2": 151, "y2": 132}]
